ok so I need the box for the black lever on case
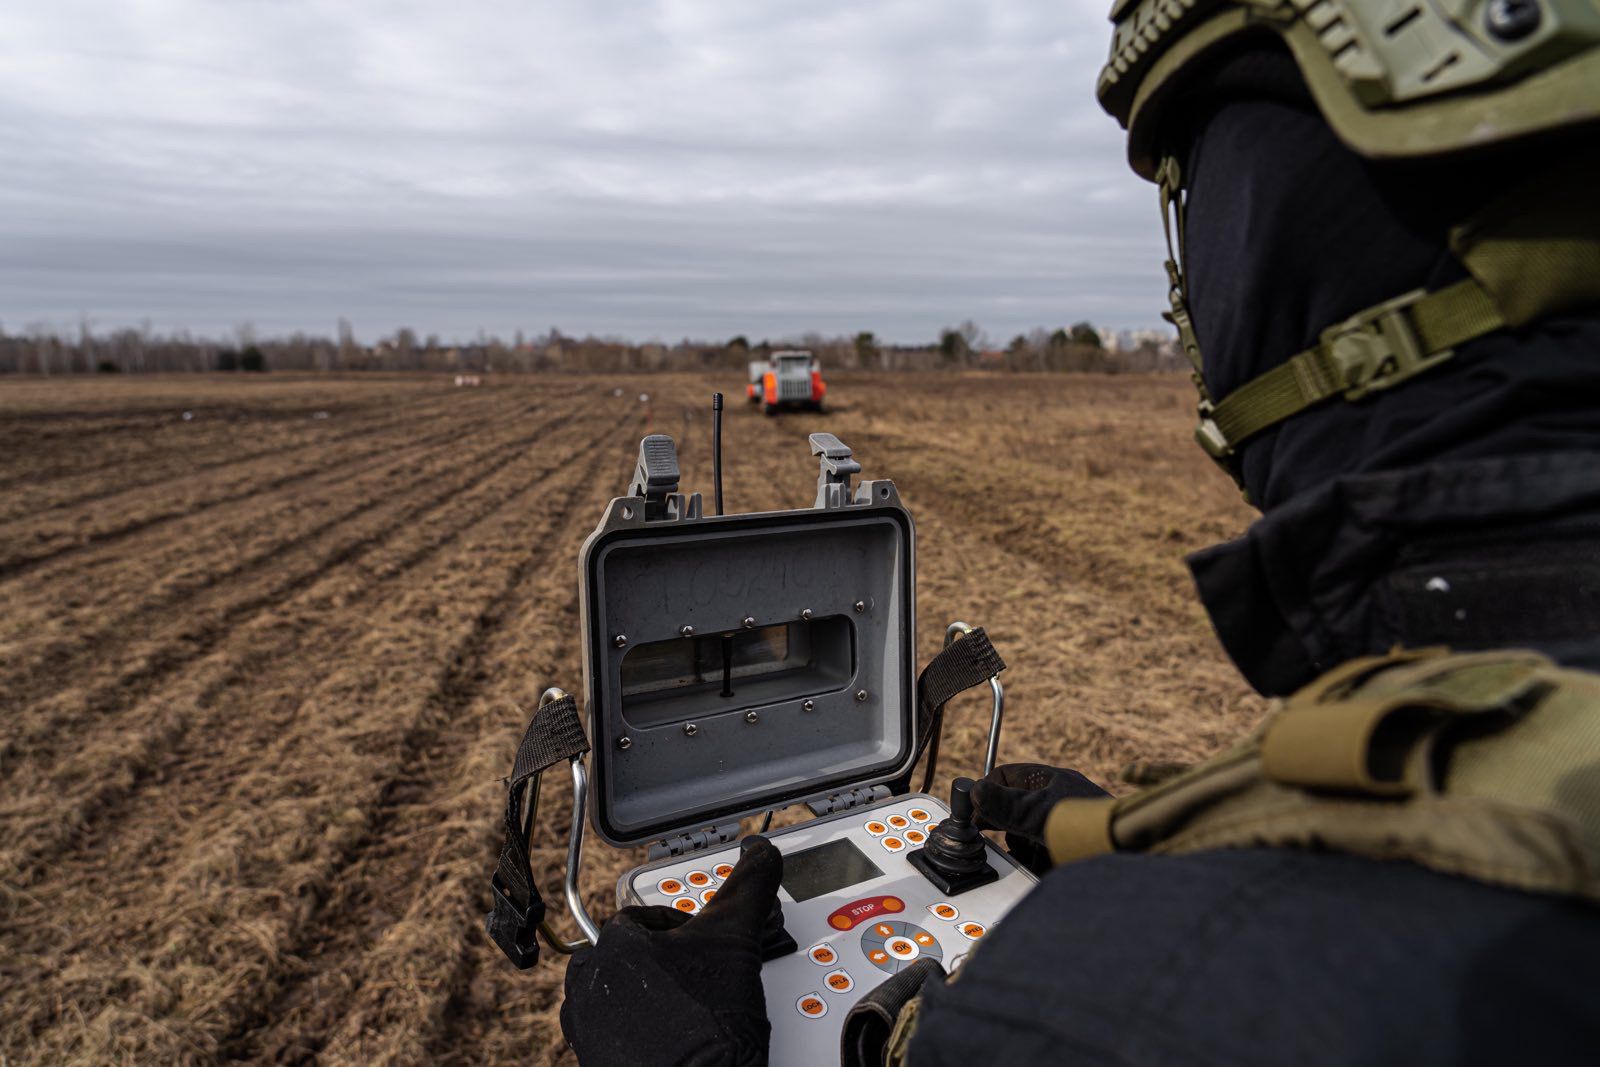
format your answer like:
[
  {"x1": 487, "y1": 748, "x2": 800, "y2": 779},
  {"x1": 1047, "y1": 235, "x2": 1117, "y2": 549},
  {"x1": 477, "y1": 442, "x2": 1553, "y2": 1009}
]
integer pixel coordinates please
[
  {"x1": 906, "y1": 777, "x2": 1000, "y2": 896},
  {"x1": 741, "y1": 835, "x2": 799, "y2": 961}
]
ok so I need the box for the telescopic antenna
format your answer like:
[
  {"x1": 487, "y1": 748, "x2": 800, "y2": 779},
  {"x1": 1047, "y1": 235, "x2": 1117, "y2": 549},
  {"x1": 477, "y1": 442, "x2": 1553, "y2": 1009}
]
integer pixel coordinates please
[{"x1": 711, "y1": 392, "x2": 725, "y2": 516}]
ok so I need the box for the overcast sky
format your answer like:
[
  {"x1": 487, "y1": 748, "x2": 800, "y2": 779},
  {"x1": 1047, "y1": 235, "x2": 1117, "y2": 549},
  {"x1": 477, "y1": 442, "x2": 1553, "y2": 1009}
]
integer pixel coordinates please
[{"x1": 0, "y1": 1, "x2": 1167, "y2": 345}]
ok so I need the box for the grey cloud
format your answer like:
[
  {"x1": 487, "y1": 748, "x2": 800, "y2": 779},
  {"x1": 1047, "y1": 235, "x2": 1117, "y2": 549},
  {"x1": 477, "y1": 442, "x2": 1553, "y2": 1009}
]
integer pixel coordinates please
[{"x1": 0, "y1": 0, "x2": 1167, "y2": 344}]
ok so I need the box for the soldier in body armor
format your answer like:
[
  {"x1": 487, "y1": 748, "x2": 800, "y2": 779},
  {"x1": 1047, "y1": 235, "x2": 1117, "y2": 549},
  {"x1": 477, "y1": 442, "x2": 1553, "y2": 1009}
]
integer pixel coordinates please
[{"x1": 558, "y1": 1, "x2": 1600, "y2": 1062}]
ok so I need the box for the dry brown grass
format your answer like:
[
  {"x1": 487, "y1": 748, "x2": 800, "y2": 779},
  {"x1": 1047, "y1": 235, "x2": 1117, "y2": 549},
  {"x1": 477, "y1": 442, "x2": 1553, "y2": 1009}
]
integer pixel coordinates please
[{"x1": 0, "y1": 371, "x2": 1262, "y2": 1064}]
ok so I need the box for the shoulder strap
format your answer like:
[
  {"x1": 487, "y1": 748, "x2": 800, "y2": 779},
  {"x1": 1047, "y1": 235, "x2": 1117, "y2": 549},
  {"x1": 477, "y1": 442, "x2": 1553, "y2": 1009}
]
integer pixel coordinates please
[
  {"x1": 1045, "y1": 650, "x2": 1600, "y2": 905},
  {"x1": 485, "y1": 692, "x2": 590, "y2": 969}
]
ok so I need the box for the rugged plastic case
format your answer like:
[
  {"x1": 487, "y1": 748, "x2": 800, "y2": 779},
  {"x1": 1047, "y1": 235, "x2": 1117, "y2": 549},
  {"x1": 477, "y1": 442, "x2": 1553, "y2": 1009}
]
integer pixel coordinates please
[{"x1": 578, "y1": 434, "x2": 916, "y2": 848}]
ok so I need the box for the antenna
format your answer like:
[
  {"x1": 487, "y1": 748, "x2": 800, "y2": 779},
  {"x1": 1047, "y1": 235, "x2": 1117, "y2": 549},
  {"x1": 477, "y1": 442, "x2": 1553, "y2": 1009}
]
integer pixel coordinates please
[{"x1": 711, "y1": 392, "x2": 725, "y2": 516}]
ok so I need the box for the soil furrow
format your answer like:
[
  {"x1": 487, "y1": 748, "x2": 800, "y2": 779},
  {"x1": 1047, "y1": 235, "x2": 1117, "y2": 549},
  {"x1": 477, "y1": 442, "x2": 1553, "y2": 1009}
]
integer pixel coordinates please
[
  {"x1": 0, "y1": 402, "x2": 579, "y2": 778},
  {"x1": 0, "y1": 397, "x2": 546, "y2": 722},
  {"x1": 0, "y1": 392, "x2": 465, "y2": 519}
]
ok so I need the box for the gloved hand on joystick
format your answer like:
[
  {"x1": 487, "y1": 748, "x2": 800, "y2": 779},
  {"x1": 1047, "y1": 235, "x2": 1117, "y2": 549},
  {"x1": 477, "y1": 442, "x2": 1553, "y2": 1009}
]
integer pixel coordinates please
[
  {"x1": 560, "y1": 837, "x2": 782, "y2": 1067},
  {"x1": 970, "y1": 763, "x2": 1111, "y2": 875}
]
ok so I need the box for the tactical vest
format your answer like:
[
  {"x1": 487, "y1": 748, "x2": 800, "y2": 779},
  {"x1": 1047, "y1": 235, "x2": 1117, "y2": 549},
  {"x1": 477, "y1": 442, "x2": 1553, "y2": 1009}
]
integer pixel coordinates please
[{"x1": 1045, "y1": 647, "x2": 1600, "y2": 902}]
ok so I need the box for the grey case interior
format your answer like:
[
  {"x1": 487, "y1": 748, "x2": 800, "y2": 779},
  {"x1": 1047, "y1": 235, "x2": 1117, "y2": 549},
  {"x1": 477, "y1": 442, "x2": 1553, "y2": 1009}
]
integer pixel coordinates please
[{"x1": 580, "y1": 489, "x2": 915, "y2": 847}]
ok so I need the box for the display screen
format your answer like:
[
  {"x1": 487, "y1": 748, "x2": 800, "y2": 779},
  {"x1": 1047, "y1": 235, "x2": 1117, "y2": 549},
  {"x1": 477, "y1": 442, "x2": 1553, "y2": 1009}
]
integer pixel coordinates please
[{"x1": 780, "y1": 838, "x2": 884, "y2": 902}]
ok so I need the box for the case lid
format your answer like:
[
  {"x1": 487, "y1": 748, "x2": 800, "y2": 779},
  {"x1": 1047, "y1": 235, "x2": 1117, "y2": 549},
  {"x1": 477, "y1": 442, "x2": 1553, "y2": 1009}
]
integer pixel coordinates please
[{"x1": 579, "y1": 433, "x2": 916, "y2": 847}]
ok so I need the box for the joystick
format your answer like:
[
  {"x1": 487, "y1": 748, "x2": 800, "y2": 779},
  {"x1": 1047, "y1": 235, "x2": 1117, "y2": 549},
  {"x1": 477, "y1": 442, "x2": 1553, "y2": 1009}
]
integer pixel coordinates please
[
  {"x1": 906, "y1": 777, "x2": 999, "y2": 896},
  {"x1": 741, "y1": 836, "x2": 799, "y2": 960}
]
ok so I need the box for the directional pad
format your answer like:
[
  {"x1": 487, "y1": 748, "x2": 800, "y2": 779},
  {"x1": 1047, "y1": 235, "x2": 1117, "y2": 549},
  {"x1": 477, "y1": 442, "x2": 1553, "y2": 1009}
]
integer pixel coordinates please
[{"x1": 858, "y1": 919, "x2": 942, "y2": 974}]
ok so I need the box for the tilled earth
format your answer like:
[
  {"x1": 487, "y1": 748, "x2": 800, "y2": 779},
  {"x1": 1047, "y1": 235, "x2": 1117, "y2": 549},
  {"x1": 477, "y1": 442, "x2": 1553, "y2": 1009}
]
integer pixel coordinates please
[{"x1": 0, "y1": 372, "x2": 1262, "y2": 1064}]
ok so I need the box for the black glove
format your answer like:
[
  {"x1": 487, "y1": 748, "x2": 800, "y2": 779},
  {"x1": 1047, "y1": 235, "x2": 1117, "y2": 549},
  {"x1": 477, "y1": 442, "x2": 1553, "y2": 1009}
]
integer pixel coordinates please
[
  {"x1": 560, "y1": 837, "x2": 782, "y2": 1066},
  {"x1": 970, "y1": 763, "x2": 1110, "y2": 875}
]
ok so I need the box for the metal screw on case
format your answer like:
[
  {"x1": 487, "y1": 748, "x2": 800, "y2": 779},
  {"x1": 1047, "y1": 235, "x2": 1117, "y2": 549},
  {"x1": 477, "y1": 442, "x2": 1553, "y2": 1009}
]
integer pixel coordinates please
[
  {"x1": 854, "y1": 600, "x2": 866, "y2": 613},
  {"x1": 680, "y1": 625, "x2": 694, "y2": 637},
  {"x1": 801, "y1": 608, "x2": 813, "y2": 620},
  {"x1": 745, "y1": 711, "x2": 759, "y2": 724},
  {"x1": 618, "y1": 736, "x2": 632, "y2": 749},
  {"x1": 614, "y1": 634, "x2": 628, "y2": 648},
  {"x1": 803, "y1": 700, "x2": 815, "y2": 712},
  {"x1": 1486, "y1": 0, "x2": 1541, "y2": 40},
  {"x1": 742, "y1": 616, "x2": 756, "y2": 628},
  {"x1": 683, "y1": 723, "x2": 698, "y2": 737},
  {"x1": 856, "y1": 689, "x2": 869, "y2": 702}
]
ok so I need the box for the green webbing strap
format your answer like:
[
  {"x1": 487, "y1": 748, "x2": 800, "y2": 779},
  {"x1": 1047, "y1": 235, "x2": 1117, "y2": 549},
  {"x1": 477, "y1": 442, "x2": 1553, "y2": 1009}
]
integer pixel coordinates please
[{"x1": 1201, "y1": 278, "x2": 1506, "y2": 458}]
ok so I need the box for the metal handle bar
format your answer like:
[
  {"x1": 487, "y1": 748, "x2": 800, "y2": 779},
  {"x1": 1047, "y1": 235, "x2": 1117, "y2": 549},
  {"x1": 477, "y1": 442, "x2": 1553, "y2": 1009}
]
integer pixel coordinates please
[
  {"x1": 529, "y1": 687, "x2": 600, "y2": 953},
  {"x1": 944, "y1": 621, "x2": 1006, "y2": 777}
]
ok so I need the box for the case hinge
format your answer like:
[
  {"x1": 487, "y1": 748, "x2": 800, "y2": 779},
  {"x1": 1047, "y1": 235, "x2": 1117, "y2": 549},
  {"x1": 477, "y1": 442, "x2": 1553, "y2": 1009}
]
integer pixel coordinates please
[
  {"x1": 628, "y1": 435, "x2": 702, "y2": 522},
  {"x1": 806, "y1": 784, "x2": 891, "y2": 817},
  {"x1": 810, "y1": 433, "x2": 865, "y2": 509},
  {"x1": 647, "y1": 822, "x2": 741, "y2": 861}
]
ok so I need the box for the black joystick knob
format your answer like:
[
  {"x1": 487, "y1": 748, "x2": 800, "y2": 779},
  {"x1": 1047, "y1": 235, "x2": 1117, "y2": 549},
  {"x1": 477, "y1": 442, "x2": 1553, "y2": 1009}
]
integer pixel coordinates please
[
  {"x1": 741, "y1": 835, "x2": 798, "y2": 960},
  {"x1": 906, "y1": 777, "x2": 1000, "y2": 896}
]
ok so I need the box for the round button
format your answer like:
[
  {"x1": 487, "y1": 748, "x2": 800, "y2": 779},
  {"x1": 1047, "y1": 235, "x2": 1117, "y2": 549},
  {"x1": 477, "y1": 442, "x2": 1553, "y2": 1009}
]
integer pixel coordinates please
[
  {"x1": 657, "y1": 878, "x2": 685, "y2": 896},
  {"x1": 882, "y1": 897, "x2": 904, "y2": 912},
  {"x1": 673, "y1": 897, "x2": 699, "y2": 914},
  {"x1": 886, "y1": 937, "x2": 919, "y2": 961},
  {"x1": 881, "y1": 836, "x2": 905, "y2": 852},
  {"x1": 905, "y1": 829, "x2": 926, "y2": 845},
  {"x1": 829, "y1": 914, "x2": 852, "y2": 930},
  {"x1": 686, "y1": 871, "x2": 712, "y2": 888},
  {"x1": 867, "y1": 948, "x2": 890, "y2": 966},
  {"x1": 864, "y1": 821, "x2": 888, "y2": 837},
  {"x1": 699, "y1": 888, "x2": 717, "y2": 905},
  {"x1": 874, "y1": 922, "x2": 894, "y2": 938},
  {"x1": 913, "y1": 931, "x2": 937, "y2": 947},
  {"x1": 887, "y1": 814, "x2": 909, "y2": 829},
  {"x1": 808, "y1": 944, "x2": 838, "y2": 966},
  {"x1": 713, "y1": 863, "x2": 734, "y2": 880},
  {"x1": 908, "y1": 808, "x2": 932, "y2": 823},
  {"x1": 796, "y1": 993, "x2": 828, "y2": 1019},
  {"x1": 928, "y1": 902, "x2": 959, "y2": 921},
  {"x1": 959, "y1": 921, "x2": 986, "y2": 940},
  {"x1": 824, "y1": 969, "x2": 855, "y2": 994}
]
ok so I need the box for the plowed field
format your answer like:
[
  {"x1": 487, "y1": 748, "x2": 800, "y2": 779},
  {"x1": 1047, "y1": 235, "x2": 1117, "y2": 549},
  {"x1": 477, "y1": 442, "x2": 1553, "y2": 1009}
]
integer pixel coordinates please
[{"x1": 1, "y1": 373, "x2": 1261, "y2": 1064}]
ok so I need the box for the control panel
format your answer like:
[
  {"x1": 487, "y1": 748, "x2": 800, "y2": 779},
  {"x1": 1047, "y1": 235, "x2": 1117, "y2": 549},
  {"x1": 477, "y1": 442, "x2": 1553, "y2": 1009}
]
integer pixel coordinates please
[{"x1": 619, "y1": 793, "x2": 1035, "y2": 1066}]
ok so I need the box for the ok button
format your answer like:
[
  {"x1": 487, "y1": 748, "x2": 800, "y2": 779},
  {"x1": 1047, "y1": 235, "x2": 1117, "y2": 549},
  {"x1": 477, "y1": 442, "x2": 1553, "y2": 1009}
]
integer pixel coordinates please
[{"x1": 885, "y1": 936, "x2": 920, "y2": 962}]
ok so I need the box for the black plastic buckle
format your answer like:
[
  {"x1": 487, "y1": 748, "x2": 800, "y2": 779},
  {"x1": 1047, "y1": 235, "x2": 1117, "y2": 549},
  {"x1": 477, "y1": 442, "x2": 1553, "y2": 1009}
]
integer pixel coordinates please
[{"x1": 487, "y1": 873, "x2": 546, "y2": 969}]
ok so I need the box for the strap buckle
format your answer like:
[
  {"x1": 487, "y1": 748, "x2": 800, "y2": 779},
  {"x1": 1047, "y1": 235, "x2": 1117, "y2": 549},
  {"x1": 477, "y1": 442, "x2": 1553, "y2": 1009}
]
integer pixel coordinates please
[
  {"x1": 488, "y1": 872, "x2": 546, "y2": 969},
  {"x1": 1319, "y1": 289, "x2": 1453, "y2": 401},
  {"x1": 1193, "y1": 394, "x2": 1245, "y2": 490}
]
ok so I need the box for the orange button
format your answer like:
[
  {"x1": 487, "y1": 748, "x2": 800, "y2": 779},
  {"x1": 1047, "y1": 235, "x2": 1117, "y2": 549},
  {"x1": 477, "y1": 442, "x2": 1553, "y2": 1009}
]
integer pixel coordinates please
[
  {"x1": 882, "y1": 897, "x2": 904, "y2": 912},
  {"x1": 699, "y1": 888, "x2": 717, "y2": 904},
  {"x1": 909, "y1": 808, "x2": 931, "y2": 822},
  {"x1": 929, "y1": 903, "x2": 959, "y2": 921},
  {"x1": 798, "y1": 995, "x2": 827, "y2": 1018},
  {"x1": 868, "y1": 949, "x2": 889, "y2": 964},
  {"x1": 713, "y1": 863, "x2": 734, "y2": 879},
  {"x1": 905, "y1": 829, "x2": 926, "y2": 844},
  {"x1": 914, "y1": 931, "x2": 936, "y2": 946},
  {"x1": 830, "y1": 915, "x2": 852, "y2": 930},
  {"x1": 827, "y1": 972, "x2": 853, "y2": 991},
  {"x1": 875, "y1": 922, "x2": 894, "y2": 937},
  {"x1": 657, "y1": 878, "x2": 684, "y2": 896},
  {"x1": 686, "y1": 871, "x2": 711, "y2": 887},
  {"x1": 808, "y1": 945, "x2": 837, "y2": 966},
  {"x1": 888, "y1": 815, "x2": 909, "y2": 829},
  {"x1": 960, "y1": 922, "x2": 986, "y2": 940},
  {"x1": 882, "y1": 836, "x2": 904, "y2": 851},
  {"x1": 888, "y1": 938, "x2": 914, "y2": 954},
  {"x1": 865, "y1": 821, "x2": 888, "y2": 836},
  {"x1": 673, "y1": 897, "x2": 699, "y2": 914}
]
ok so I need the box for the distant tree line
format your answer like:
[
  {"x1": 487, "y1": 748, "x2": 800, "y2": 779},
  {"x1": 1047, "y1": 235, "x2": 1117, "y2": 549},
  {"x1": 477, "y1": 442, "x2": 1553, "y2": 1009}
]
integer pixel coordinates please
[{"x1": 0, "y1": 318, "x2": 1184, "y2": 375}]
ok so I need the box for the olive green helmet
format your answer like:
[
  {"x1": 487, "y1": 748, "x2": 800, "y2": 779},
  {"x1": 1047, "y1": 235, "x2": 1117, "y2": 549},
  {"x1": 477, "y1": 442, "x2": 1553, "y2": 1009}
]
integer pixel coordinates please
[
  {"x1": 1095, "y1": 0, "x2": 1600, "y2": 492},
  {"x1": 1098, "y1": 0, "x2": 1600, "y2": 180}
]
